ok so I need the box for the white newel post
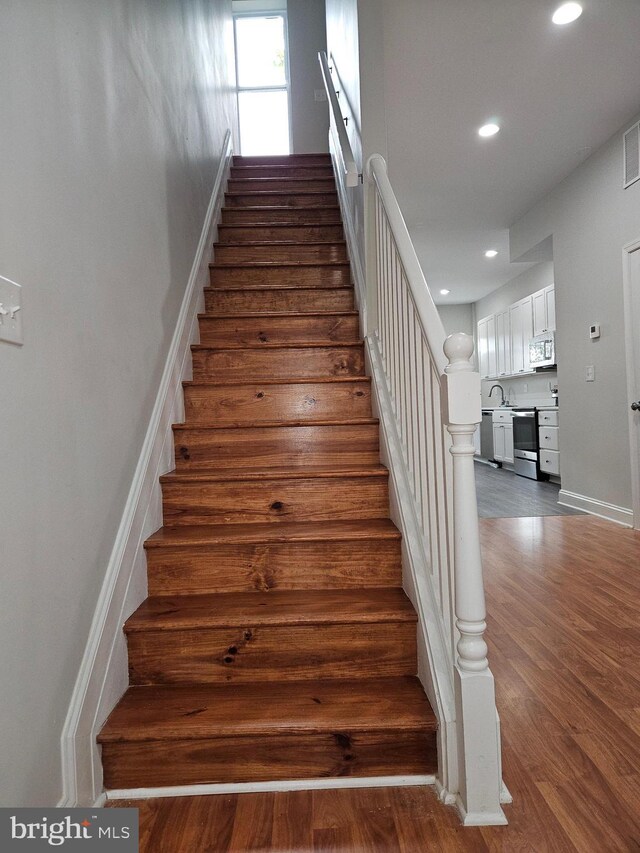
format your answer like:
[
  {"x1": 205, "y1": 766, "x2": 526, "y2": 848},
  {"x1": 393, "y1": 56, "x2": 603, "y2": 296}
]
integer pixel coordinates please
[{"x1": 441, "y1": 332, "x2": 507, "y2": 826}]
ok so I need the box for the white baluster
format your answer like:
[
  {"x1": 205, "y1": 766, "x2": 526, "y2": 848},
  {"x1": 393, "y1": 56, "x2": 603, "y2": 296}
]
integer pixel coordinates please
[{"x1": 442, "y1": 332, "x2": 506, "y2": 825}]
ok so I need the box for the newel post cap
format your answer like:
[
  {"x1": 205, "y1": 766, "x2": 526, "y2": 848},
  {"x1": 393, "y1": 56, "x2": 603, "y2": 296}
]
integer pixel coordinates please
[
  {"x1": 441, "y1": 333, "x2": 481, "y2": 425},
  {"x1": 444, "y1": 332, "x2": 475, "y2": 373}
]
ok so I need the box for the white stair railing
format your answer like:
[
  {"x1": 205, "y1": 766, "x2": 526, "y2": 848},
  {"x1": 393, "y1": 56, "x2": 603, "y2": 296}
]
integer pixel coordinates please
[
  {"x1": 317, "y1": 51, "x2": 506, "y2": 825},
  {"x1": 366, "y1": 154, "x2": 506, "y2": 825}
]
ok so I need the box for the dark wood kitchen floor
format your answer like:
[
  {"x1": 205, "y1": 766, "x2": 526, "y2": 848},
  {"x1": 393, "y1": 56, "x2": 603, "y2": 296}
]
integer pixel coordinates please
[{"x1": 475, "y1": 461, "x2": 584, "y2": 518}]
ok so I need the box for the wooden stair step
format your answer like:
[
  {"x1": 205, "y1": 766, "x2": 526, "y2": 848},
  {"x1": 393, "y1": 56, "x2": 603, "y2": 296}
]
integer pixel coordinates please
[
  {"x1": 214, "y1": 242, "x2": 348, "y2": 264},
  {"x1": 161, "y1": 463, "x2": 387, "y2": 482},
  {"x1": 183, "y1": 377, "x2": 372, "y2": 425},
  {"x1": 143, "y1": 518, "x2": 402, "y2": 596},
  {"x1": 172, "y1": 420, "x2": 378, "y2": 470},
  {"x1": 191, "y1": 342, "x2": 365, "y2": 381},
  {"x1": 217, "y1": 224, "x2": 344, "y2": 243},
  {"x1": 209, "y1": 263, "x2": 351, "y2": 289},
  {"x1": 227, "y1": 178, "x2": 336, "y2": 193},
  {"x1": 233, "y1": 154, "x2": 332, "y2": 166},
  {"x1": 230, "y1": 165, "x2": 334, "y2": 179},
  {"x1": 205, "y1": 286, "x2": 354, "y2": 314},
  {"x1": 225, "y1": 192, "x2": 338, "y2": 208},
  {"x1": 197, "y1": 312, "x2": 359, "y2": 347},
  {"x1": 99, "y1": 677, "x2": 437, "y2": 788},
  {"x1": 160, "y1": 467, "x2": 389, "y2": 526},
  {"x1": 124, "y1": 588, "x2": 416, "y2": 685},
  {"x1": 220, "y1": 206, "x2": 342, "y2": 226},
  {"x1": 126, "y1": 588, "x2": 416, "y2": 632}
]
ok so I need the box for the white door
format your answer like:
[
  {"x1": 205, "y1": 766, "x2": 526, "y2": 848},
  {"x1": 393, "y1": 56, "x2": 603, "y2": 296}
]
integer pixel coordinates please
[{"x1": 624, "y1": 241, "x2": 640, "y2": 528}]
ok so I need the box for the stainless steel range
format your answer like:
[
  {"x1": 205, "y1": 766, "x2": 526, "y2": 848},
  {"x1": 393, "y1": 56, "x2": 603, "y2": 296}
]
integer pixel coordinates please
[{"x1": 512, "y1": 408, "x2": 545, "y2": 480}]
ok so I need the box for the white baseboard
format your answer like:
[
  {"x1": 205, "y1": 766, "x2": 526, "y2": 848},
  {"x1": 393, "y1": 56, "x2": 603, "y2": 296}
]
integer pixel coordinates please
[
  {"x1": 57, "y1": 131, "x2": 233, "y2": 808},
  {"x1": 558, "y1": 489, "x2": 633, "y2": 527},
  {"x1": 455, "y1": 794, "x2": 508, "y2": 826},
  {"x1": 106, "y1": 775, "x2": 435, "y2": 803}
]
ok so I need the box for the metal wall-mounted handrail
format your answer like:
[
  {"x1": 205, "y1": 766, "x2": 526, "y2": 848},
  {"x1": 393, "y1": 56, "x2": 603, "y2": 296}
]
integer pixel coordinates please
[{"x1": 318, "y1": 50, "x2": 359, "y2": 188}]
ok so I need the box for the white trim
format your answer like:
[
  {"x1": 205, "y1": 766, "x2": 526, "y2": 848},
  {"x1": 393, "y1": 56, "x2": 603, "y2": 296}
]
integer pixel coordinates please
[
  {"x1": 106, "y1": 775, "x2": 435, "y2": 802},
  {"x1": 622, "y1": 237, "x2": 640, "y2": 529},
  {"x1": 455, "y1": 794, "x2": 508, "y2": 827},
  {"x1": 57, "y1": 131, "x2": 234, "y2": 808},
  {"x1": 558, "y1": 489, "x2": 633, "y2": 527},
  {"x1": 365, "y1": 335, "x2": 459, "y2": 799}
]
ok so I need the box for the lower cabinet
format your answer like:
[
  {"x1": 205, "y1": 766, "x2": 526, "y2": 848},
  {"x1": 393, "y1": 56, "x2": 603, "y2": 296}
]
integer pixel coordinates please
[{"x1": 492, "y1": 423, "x2": 514, "y2": 464}]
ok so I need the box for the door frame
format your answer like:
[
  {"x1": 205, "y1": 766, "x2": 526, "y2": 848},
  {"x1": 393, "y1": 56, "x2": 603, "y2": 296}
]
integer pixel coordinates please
[
  {"x1": 233, "y1": 10, "x2": 293, "y2": 155},
  {"x1": 622, "y1": 237, "x2": 640, "y2": 529}
]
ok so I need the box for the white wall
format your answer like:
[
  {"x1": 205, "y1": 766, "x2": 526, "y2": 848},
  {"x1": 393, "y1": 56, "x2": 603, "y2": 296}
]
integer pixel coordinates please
[
  {"x1": 0, "y1": 0, "x2": 236, "y2": 806},
  {"x1": 510, "y1": 114, "x2": 640, "y2": 511},
  {"x1": 288, "y1": 0, "x2": 329, "y2": 153},
  {"x1": 475, "y1": 262, "x2": 554, "y2": 321}
]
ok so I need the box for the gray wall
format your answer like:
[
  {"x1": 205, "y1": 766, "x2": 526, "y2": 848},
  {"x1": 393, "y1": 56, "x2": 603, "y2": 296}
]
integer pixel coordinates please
[
  {"x1": 438, "y1": 303, "x2": 474, "y2": 337},
  {"x1": 475, "y1": 262, "x2": 554, "y2": 321},
  {"x1": 288, "y1": 0, "x2": 329, "y2": 153},
  {"x1": 0, "y1": 0, "x2": 236, "y2": 806},
  {"x1": 510, "y1": 113, "x2": 640, "y2": 511}
]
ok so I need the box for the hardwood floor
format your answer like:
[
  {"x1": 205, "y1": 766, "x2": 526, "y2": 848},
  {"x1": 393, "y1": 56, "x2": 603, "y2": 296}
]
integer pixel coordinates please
[
  {"x1": 475, "y1": 460, "x2": 584, "y2": 518},
  {"x1": 109, "y1": 515, "x2": 640, "y2": 851}
]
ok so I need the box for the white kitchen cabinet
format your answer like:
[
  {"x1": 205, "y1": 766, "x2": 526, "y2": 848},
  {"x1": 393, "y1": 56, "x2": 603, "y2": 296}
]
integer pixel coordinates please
[
  {"x1": 477, "y1": 315, "x2": 497, "y2": 379},
  {"x1": 496, "y1": 310, "x2": 511, "y2": 377},
  {"x1": 492, "y1": 410, "x2": 514, "y2": 464},
  {"x1": 538, "y1": 408, "x2": 560, "y2": 478},
  {"x1": 539, "y1": 449, "x2": 560, "y2": 476},
  {"x1": 539, "y1": 425, "x2": 559, "y2": 451},
  {"x1": 510, "y1": 295, "x2": 534, "y2": 375},
  {"x1": 533, "y1": 285, "x2": 556, "y2": 335}
]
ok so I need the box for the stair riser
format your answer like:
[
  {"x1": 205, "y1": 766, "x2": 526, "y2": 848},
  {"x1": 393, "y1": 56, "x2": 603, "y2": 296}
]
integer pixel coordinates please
[
  {"x1": 217, "y1": 225, "x2": 344, "y2": 243},
  {"x1": 127, "y1": 622, "x2": 416, "y2": 685},
  {"x1": 205, "y1": 288, "x2": 354, "y2": 315},
  {"x1": 197, "y1": 314, "x2": 359, "y2": 347},
  {"x1": 228, "y1": 179, "x2": 336, "y2": 193},
  {"x1": 225, "y1": 193, "x2": 338, "y2": 208},
  {"x1": 191, "y1": 346, "x2": 365, "y2": 381},
  {"x1": 214, "y1": 244, "x2": 348, "y2": 264},
  {"x1": 231, "y1": 166, "x2": 334, "y2": 179},
  {"x1": 184, "y1": 380, "x2": 372, "y2": 425},
  {"x1": 234, "y1": 155, "x2": 332, "y2": 167},
  {"x1": 209, "y1": 265, "x2": 350, "y2": 289},
  {"x1": 145, "y1": 539, "x2": 401, "y2": 596},
  {"x1": 101, "y1": 730, "x2": 436, "y2": 789},
  {"x1": 173, "y1": 423, "x2": 379, "y2": 470},
  {"x1": 161, "y1": 475, "x2": 389, "y2": 526},
  {"x1": 221, "y1": 207, "x2": 341, "y2": 225}
]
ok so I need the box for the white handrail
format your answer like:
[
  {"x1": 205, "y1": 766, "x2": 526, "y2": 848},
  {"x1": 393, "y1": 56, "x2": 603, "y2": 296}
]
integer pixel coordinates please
[{"x1": 318, "y1": 51, "x2": 359, "y2": 188}]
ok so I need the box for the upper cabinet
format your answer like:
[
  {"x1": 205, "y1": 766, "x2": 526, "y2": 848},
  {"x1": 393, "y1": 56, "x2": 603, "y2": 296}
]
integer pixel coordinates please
[
  {"x1": 477, "y1": 285, "x2": 554, "y2": 380},
  {"x1": 533, "y1": 284, "x2": 556, "y2": 335}
]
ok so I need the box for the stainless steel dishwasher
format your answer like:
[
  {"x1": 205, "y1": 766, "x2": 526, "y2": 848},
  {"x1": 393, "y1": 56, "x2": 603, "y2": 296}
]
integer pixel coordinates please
[{"x1": 480, "y1": 410, "x2": 496, "y2": 462}]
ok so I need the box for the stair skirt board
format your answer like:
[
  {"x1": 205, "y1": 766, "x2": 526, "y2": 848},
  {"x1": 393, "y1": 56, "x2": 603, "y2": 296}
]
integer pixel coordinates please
[
  {"x1": 95, "y1": 150, "x2": 438, "y2": 800},
  {"x1": 106, "y1": 775, "x2": 437, "y2": 802}
]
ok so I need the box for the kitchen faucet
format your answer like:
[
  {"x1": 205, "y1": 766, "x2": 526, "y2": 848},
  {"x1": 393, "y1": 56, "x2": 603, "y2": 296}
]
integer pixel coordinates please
[{"x1": 489, "y1": 384, "x2": 506, "y2": 405}]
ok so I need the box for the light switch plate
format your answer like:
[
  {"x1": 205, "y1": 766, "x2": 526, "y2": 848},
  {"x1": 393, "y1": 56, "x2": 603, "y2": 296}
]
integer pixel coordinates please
[
  {"x1": 586, "y1": 365, "x2": 595, "y2": 382},
  {"x1": 0, "y1": 275, "x2": 23, "y2": 346}
]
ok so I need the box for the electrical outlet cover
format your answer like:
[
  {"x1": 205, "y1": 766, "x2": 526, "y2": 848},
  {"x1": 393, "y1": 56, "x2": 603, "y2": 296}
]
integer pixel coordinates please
[{"x1": 0, "y1": 275, "x2": 23, "y2": 346}]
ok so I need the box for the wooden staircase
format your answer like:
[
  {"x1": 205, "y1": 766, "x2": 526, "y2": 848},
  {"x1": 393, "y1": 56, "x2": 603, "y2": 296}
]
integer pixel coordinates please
[{"x1": 98, "y1": 153, "x2": 437, "y2": 792}]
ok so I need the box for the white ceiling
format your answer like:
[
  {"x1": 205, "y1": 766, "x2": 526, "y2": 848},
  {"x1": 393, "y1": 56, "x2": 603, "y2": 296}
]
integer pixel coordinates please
[{"x1": 382, "y1": 0, "x2": 640, "y2": 305}]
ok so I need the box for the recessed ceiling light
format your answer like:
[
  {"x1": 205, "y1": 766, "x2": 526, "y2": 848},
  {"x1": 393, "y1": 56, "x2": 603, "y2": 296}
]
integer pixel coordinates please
[
  {"x1": 485, "y1": 249, "x2": 498, "y2": 258},
  {"x1": 478, "y1": 123, "x2": 500, "y2": 138},
  {"x1": 440, "y1": 289, "x2": 450, "y2": 295},
  {"x1": 552, "y1": 2, "x2": 583, "y2": 25}
]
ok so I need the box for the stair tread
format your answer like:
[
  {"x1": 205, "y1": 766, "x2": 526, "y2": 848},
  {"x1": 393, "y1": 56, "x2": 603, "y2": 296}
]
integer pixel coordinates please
[
  {"x1": 125, "y1": 588, "x2": 416, "y2": 633},
  {"x1": 98, "y1": 676, "x2": 433, "y2": 742},
  {"x1": 215, "y1": 240, "x2": 346, "y2": 247},
  {"x1": 172, "y1": 417, "x2": 379, "y2": 430},
  {"x1": 184, "y1": 376, "x2": 370, "y2": 387},
  {"x1": 210, "y1": 261, "x2": 350, "y2": 269},
  {"x1": 145, "y1": 518, "x2": 400, "y2": 548},
  {"x1": 160, "y1": 464, "x2": 388, "y2": 484},
  {"x1": 191, "y1": 341, "x2": 363, "y2": 352},
  {"x1": 198, "y1": 310, "x2": 359, "y2": 319}
]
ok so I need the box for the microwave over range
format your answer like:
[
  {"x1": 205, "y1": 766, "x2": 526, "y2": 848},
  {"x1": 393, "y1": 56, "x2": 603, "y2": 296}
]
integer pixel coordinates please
[{"x1": 529, "y1": 331, "x2": 556, "y2": 370}]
